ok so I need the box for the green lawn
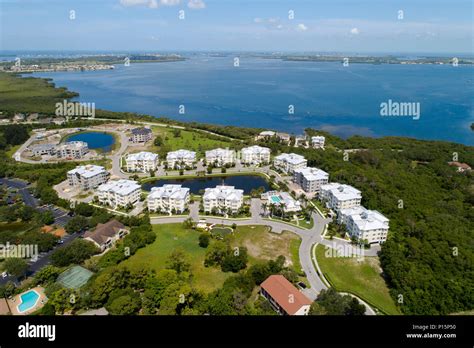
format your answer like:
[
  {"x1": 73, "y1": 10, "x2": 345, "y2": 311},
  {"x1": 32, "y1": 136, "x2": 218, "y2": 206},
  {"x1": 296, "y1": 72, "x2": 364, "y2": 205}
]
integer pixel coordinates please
[
  {"x1": 152, "y1": 127, "x2": 234, "y2": 157},
  {"x1": 121, "y1": 224, "x2": 231, "y2": 292},
  {"x1": 315, "y1": 244, "x2": 400, "y2": 315}
]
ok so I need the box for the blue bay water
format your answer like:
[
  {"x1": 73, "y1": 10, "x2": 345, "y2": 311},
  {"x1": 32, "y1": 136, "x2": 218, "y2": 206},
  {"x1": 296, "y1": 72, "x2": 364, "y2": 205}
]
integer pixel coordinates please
[{"x1": 33, "y1": 57, "x2": 474, "y2": 145}]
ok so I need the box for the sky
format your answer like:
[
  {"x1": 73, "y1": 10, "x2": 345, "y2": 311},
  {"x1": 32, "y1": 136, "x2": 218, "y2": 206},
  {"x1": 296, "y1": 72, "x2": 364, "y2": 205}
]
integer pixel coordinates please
[{"x1": 0, "y1": 0, "x2": 473, "y2": 54}]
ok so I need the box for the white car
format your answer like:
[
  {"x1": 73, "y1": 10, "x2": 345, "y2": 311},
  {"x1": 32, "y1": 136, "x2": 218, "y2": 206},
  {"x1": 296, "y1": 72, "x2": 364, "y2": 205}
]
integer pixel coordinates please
[{"x1": 1, "y1": 271, "x2": 8, "y2": 278}]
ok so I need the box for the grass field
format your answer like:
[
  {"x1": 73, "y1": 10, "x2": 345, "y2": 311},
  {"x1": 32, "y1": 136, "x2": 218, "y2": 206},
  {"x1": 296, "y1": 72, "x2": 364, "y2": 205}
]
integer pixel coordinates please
[
  {"x1": 121, "y1": 223, "x2": 303, "y2": 293},
  {"x1": 229, "y1": 225, "x2": 301, "y2": 269},
  {"x1": 315, "y1": 244, "x2": 400, "y2": 315},
  {"x1": 121, "y1": 224, "x2": 231, "y2": 292},
  {"x1": 152, "y1": 127, "x2": 234, "y2": 157}
]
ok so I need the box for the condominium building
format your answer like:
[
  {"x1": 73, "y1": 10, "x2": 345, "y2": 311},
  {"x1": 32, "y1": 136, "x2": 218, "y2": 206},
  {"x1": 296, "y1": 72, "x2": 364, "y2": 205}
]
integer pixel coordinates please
[
  {"x1": 203, "y1": 185, "x2": 244, "y2": 214},
  {"x1": 67, "y1": 165, "x2": 108, "y2": 190},
  {"x1": 131, "y1": 127, "x2": 152, "y2": 143},
  {"x1": 205, "y1": 148, "x2": 235, "y2": 167},
  {"x1": 97, "y1": 179, "x2": 141, "y2": 209},
  {"x1": 320, "y1": 183, "x2": 362, "y2": 212},
  {"x1": 147, "y1": 184, "x2": 190, "y2": 214},
  {"x1": 125, "y1": 151, "x2": 159, "y2": 173},
  {"x1": 241, "y1": 145, "x2": 271, "y2": 165},
  {"x1": 30, "y1": 144, "x2": 56, "y2": 157},
  {"x1": 256, "y1": 130, "x2": 276, "y2": 140},
  {"x1": 56, "y1": 141, "x2": 89, "y2": 159},
  {"x1": 293, "y1": 167, "x2": 329, "y2": 193},
  {"x1": 261, "y1": 191, "x2": 301, "y2": 213},
  {"x1": 84, "y1": 219, "x2": 129, "y2": 252},
  {"x1": 273, "y1": 153, "x2": 307, "y2": 174},
  {"x1": 311, "y1": 136, "x2": 325, "y2": 149},
  {"x1": 338, "y1": 206, "x2": 389, "y2": 244},
  {"x1": 166, "y1": 149, "x2": 197, "y2": 169}
]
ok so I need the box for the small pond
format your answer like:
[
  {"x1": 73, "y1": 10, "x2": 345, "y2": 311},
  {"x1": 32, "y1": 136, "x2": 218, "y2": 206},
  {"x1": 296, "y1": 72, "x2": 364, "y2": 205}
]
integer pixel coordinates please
[
  {"x1": 142, "y1": 175, "x2": 269, "y2": 194},
  {"x1": 64, "y1": 131, "x2": 115, "y2": 152}
]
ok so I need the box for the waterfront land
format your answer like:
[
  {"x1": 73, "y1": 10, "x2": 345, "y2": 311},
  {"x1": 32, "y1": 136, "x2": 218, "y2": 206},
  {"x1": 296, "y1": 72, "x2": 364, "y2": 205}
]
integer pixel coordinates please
[{"x1": 0, "y1": 71, "x2": 472, "y2": 316}]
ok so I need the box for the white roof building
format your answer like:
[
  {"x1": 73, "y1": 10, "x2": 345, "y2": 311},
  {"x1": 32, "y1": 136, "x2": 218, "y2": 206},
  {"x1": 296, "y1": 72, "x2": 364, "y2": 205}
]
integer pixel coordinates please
[
  {"x1": 97, "y1": 179, "x2": 141, "y2": 208},
  {"x1": 166, "y1": 149, "x2": 197, "y2": 169},
  {"x1": 311, "y1": 136, "x2": 326, "y2": 149},
  {"x1": 241, "y1": 145, "x2": 271, "y2": 165},
  {"x1": 125, "y1": 151, "x2": 159, "y2": 173},
  {"x1": 67, "y1": 165, "x2": 108, "y2": 190},
  {"x1": 205, "y1": 148, "x2": 235, "y2": 167},
  {"x1": 273, "y1": 153, "x2": 307, "y2": 174},
  {"x1": 320, "y1": 183, "x2": 362, "y2": 212},
  {"x1": 56, "y1": 141, "x2": 89, "y2": 159},
  {"x1": 339, "y1": 206, "x2": 389, "y2": 244},
  {"x1": 147, "y1": 184, "x2": 190, "y2": 214},
  {"x1": 294, "y1": 167, "x2": 329, "y2": 193},
  {"x1": 203, "y1": 185, "x2": 244, "y2": 214}
]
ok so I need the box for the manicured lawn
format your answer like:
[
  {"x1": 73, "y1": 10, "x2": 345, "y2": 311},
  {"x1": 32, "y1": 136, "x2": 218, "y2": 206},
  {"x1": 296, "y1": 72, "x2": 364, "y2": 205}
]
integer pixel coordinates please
[
  {"x1": 121, "y1": 224, "x2": 231, "y2": 292},
  {"x1": 316, "y1": 244, "x2": 400, "y2": 315},
  {"x1": 152, "y1": 127, "x2": 233, "y2": 157}
]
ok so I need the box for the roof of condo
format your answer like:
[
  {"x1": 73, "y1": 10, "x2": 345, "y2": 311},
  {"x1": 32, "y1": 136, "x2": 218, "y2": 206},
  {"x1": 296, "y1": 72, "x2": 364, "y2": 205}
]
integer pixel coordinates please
[
  {"x1": 68, "y1": 164, "x2": 107, "y2": 178},
  {"x1": 148, "y1": 184, "x2": 190, "y2": 200},
  {"x1": 205, "y1": 148, "x2": 235, "y2": 156},
  {"x1": 98, "y1": 179, "x2": 141, "y2": 196},
  {"x1": 241, "y1": 145, "x2": 271, "y2": 154},
  {"x1": 340, "y1": 206, "x2": 389, "y2": 230},
  {"x1": 84, "y1": 219, "x2": 126, "y2": 246},
  {"x1": 57, "y1": 141, "x2": 88, "y2": 149},
  {"x1": 131, "y1": 127, "x2": 152, "y2": 135},
  {"x1": 295, "y1": 167, "x2": 329, "y2": 181},
  {"x1": 126, "y1": 151, "x2": 159, "y2": 161},
  {"x1": 274, "y1": 153, "x2": 307, "y2": 164},
  {"x1": 166, "y1": 149, "x2": 197, "y2": 159},
  {"x1": 322, "y1": 183, "x2": 362, "y2": 201},
  {"x1": 203, "y1": 185, "x2": 244, "y2": 201}
]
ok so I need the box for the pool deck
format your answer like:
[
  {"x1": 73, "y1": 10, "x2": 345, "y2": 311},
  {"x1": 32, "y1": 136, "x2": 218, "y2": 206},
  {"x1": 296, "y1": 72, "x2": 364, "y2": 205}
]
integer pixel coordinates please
[{"x1": 7, "y1": 286, "x2": 47, "y2": 315}]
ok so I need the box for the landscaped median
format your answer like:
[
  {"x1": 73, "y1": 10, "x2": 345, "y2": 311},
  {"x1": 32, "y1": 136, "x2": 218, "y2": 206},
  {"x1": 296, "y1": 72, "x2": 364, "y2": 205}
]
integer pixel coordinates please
[
  {"x1": 314, "y1": 244, "x2": 401, "y2": 315},
  {"x1": 262, "y1": 216, "x2": 314, "y2": 230}
]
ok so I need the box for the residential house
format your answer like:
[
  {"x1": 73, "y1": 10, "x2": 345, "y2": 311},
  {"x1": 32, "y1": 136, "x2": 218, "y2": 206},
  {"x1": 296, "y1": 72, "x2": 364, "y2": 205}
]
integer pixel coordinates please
[
  {"x1": 260, "y1": 275, "x2": 312, "y2": 316},
  {"x1": 83, "y1": 219, "x2": 129, "y2": 252},
  {"x1": 311, "y1": 136, "x2": 325, "y2": 149}
]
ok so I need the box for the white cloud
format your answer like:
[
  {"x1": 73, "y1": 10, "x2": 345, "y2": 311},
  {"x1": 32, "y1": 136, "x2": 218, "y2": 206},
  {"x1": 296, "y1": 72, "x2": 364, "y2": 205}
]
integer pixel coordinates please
[
  {"x1": 120, "y1": 0, "x2": 158, "y2": 8},
  {"x1": 296, "y1": 23, "x2": 308, "y2": 32},
  {"x1": 119, "y1": 0, "x2": 180, "y2": 8},
  {"x1": 188, "y1": 0, "x2": 206, "y2": 9},
  {"x1": 350, "y1": 27, "x2": 360, "y2": 35}
]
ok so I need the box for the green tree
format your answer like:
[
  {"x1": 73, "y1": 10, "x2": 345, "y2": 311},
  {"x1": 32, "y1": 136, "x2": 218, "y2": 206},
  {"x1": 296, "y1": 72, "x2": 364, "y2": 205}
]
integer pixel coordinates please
[
  {"x1": 65, "y1": 215, "x2": 89, "y2": 233},
  {"x1": 40, "y1": 210, "x2": 55, "y2": 225},
  {"x1": 198, "y1": 233, "x2": 210, "y2": 248},
  {"x1": 165, "y1": 248, "x2": 191, "y2": 274},
  {"x1": 3, "y1": 258, "x2": 28, "y2": 278}
]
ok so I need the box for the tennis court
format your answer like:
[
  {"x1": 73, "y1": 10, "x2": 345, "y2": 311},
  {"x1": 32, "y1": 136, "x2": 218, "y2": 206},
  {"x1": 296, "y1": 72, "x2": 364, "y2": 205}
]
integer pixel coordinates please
[{"x1": 57, "y1": 265, "x2": 93, "y2": 289}]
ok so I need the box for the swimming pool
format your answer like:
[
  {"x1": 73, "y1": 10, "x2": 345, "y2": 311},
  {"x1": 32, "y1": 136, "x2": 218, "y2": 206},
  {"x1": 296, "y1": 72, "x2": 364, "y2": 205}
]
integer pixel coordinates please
[
  {"x1": 271, "y1": 196, "x2": 281, "y2": 204},
  {"x1": 17, "y1": 290, "x2": 40, "y2": 313}
]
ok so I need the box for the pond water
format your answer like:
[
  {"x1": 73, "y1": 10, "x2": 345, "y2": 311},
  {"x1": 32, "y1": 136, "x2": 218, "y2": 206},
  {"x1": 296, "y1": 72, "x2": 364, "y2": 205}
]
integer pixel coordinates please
[
  {"x1": 142, "y1": 175, "x2": 269, "y2": 194},
  {"x1": 65, "y1": 131, "x2": 115, "y2": 152}
]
